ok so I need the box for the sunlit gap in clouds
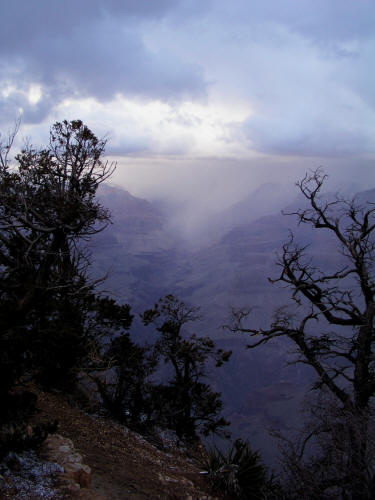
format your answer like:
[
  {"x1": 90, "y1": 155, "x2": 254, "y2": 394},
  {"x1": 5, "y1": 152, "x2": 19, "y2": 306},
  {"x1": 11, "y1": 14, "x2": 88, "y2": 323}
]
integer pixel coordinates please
[
  {"x1": 55, "y1": 94, "x2": 253, "y2": 158},
  {"x1": 27, "y1": 85, "x2": 42, "y2": 105},
  {"x1": 1, "y1": 83, "x2": 43, "y2": 114}
]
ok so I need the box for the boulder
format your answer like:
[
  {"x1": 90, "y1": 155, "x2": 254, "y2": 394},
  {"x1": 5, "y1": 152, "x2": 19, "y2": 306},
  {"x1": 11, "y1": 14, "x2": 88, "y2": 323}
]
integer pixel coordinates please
[{"x1": 40, "y1": 434, "x2": 91, "y2": 489}]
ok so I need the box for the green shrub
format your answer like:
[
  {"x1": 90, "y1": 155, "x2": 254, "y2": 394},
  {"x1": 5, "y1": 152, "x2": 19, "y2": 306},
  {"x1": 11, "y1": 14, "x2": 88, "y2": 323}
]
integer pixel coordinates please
[{"x1": 202, "y1": 439, "x2": 267, "y2": 499}]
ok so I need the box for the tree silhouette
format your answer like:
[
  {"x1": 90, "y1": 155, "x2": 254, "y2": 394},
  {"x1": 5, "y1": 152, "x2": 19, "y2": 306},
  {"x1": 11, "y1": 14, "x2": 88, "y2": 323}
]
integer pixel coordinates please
[
  {"x1": 0, "y1": 120, "x2": 115, "y2": 394},
  {"x1": 142, "y1": 295, "x2": 231, "y2": 440},
  {"x1": 228, "y1": 169, "x2": 375, "y2": 498}
]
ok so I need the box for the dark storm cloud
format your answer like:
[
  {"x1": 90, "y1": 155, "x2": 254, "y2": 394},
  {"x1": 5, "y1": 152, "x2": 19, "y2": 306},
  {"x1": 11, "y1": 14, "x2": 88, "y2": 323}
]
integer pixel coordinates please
[
  {"x1": 0, "y1": 0, "x2": 179, "y2": 47},
  {"x1": 0, "y1": 0, "x2": 206, "y2": 124},
  {"x1": 1, "y1": 0, "x2": 373, "y2": 159}
]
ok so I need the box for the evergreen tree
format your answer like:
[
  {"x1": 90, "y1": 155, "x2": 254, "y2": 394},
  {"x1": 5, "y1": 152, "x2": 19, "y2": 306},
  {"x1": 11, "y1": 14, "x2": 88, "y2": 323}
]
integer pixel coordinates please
[
  {"x1": 142, "y1": 295, "x2": 232, "y2": 440},
  {"x1": 0, "y1": 119, "x2": 115, "y2": 401}
]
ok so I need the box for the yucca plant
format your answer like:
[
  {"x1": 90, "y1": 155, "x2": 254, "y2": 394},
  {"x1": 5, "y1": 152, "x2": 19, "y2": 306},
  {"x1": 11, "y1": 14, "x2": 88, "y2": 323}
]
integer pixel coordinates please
[{"x1": 201, "y1": 439, "x2": 267, "y2": 499}]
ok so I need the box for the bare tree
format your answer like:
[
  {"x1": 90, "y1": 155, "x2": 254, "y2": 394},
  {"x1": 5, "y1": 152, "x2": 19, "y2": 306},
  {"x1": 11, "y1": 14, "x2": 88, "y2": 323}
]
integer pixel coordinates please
[
  {"x1": 226, "y1": 169, "x2": 375, "y2": 498},
  {"x1": 269, "y1": 391, "x2": 375, "y2": 499},
  {"x1": 0, "y1": 118, "x2": 20, "y2": 170}
]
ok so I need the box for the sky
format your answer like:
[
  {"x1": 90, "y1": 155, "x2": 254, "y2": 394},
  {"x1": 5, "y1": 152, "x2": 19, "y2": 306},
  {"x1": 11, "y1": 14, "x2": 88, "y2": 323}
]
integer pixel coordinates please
[{"x1": 0, "y1": 0, "x2": 374, "y2": 214}]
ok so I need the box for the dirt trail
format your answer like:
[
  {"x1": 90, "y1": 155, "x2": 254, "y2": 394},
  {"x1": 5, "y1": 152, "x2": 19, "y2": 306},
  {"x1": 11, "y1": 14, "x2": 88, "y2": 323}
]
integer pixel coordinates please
[{"x1": 34, "y1": 390, "x2": 220, "y2": 499}]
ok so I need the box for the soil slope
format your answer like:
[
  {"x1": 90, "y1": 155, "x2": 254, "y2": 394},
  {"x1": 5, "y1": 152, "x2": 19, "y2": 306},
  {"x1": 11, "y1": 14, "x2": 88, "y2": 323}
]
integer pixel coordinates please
[{"x1": 34, "y1": 390, "x2": 221, "y2": 499}]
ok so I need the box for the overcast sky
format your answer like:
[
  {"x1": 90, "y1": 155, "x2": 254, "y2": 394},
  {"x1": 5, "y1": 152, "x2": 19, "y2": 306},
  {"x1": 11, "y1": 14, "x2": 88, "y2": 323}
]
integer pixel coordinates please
[{"x1": 1, "y1": 0, "x2": 374, "y2": 210}]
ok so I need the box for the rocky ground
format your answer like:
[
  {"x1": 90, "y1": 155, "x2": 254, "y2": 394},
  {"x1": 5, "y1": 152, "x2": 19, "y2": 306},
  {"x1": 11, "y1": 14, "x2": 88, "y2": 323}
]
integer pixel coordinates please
[{"x1": 0, "y1": 389, "x2": 223, "y2": 499}]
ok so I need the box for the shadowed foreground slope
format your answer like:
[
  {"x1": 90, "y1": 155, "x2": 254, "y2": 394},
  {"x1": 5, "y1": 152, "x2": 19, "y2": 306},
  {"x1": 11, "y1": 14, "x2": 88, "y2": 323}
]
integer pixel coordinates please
[{"x1": 33, "y1": 389, "x2": 222, "y2": 499}]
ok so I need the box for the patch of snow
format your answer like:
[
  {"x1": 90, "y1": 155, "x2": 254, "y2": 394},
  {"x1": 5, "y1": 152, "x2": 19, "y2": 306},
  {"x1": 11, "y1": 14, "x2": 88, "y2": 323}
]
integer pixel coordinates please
[{"x1": 0, "y1": 451, "x2": 64, "y2": 499}]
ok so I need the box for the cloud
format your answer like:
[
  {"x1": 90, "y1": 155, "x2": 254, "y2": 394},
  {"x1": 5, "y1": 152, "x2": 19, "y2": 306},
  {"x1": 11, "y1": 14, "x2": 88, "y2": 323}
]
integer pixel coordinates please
[
  {"x1": 143, "y1": 0, "x2": 375, "y2": 157},
  {"x1": 0, "y1": 0, "x2": 206, "y2": 125},
  {"x1": 236, "y1": 30, "x2": 375, "y2": 156},
  {"x1": 211, "y1": 0, "x2": 375, "y2": 42},
  {"x1": 0, "y1": 0, "x2": 373, "y2": 161}
]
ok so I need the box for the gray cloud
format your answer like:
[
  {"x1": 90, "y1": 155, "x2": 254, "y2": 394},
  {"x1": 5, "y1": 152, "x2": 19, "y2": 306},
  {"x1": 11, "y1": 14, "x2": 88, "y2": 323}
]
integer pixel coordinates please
[
  {"x1": 1, "y1": 0, "x2": 180, "y2": 45},
  {"x1": 0, "y1": 0, "x2": 373, "y2": 161},
  {"x1": 0, "y1": 0, "x2": 206, "y2": 124},
  {"x1": 243, "y1": 111, "x2": 375, "y2": 158},
  {"x1": 178, "y1": 0, "x2": 375, "y2": 157},
  {"x1": 213, "y1": 0, "x2": 375, "y2": 42}
]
